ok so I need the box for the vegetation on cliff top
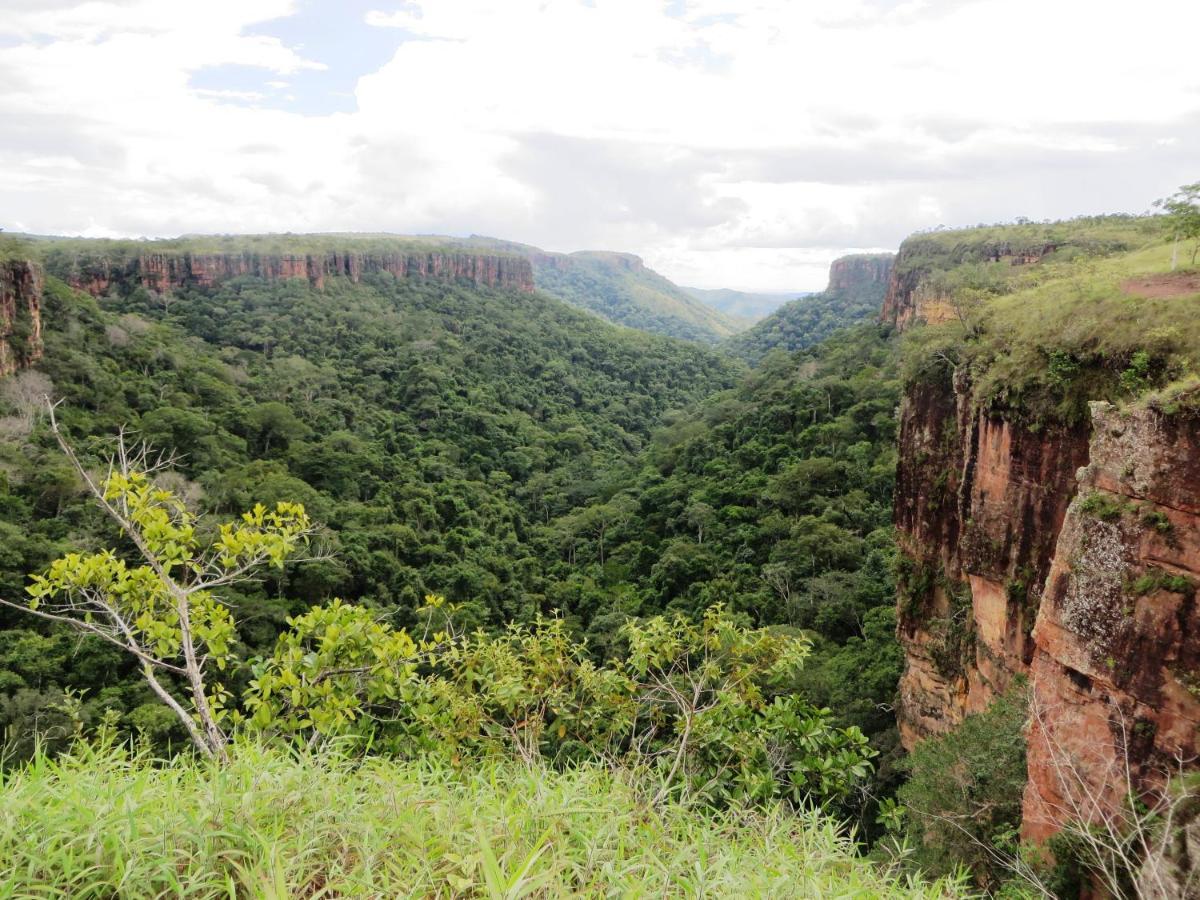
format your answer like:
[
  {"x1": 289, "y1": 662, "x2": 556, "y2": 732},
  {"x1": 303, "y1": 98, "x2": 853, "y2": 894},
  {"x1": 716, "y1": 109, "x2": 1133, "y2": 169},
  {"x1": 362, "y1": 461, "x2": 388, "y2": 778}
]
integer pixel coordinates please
[
  {"x1": 899, "y1": 214, "x2": 1200, "y2": 426},
  {"x1": 3, "y1": 232, "x2": 518, "y2": 264}
]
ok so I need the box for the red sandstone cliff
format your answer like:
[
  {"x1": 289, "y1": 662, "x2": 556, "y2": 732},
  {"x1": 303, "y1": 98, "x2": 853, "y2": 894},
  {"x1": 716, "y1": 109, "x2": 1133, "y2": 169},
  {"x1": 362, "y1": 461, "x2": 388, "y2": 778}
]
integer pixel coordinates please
[
  {"x1": 892, "y1": 287, "x2": 1200, "y2": 846},
  {"x1": 58, "y1": 250, "x2": 534, "y2": 297},
  {"x1": 0, "y1": 260, "x2": 44, "y2": 378},
  {"x1": 894, "y1": 368, "x2": 1089, "y2": 746}
]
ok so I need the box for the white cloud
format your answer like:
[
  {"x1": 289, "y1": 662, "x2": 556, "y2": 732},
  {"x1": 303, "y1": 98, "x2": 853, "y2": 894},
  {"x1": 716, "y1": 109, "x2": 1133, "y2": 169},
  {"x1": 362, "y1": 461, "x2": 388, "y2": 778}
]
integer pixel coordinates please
[{"x1": 0, "y1": 0, "x2": 1198, "y2": 289}]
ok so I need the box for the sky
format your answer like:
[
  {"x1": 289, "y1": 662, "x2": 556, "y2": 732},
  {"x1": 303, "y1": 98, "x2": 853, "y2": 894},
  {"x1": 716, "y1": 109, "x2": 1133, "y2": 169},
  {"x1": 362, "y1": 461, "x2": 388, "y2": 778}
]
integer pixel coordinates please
[{"x1": 1, "y1": 1, "x2": 1198, "y2": 291}]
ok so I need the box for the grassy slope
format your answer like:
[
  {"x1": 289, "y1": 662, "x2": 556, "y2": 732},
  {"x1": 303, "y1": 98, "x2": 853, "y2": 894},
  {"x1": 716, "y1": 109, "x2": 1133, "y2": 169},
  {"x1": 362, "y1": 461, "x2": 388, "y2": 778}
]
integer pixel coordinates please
[
  {"x1": 0, "y1": 744, "x2": 964, "y2": 898},
  {"x1": 900, "y1": 215, "x2": 1200, "y2": 425}
]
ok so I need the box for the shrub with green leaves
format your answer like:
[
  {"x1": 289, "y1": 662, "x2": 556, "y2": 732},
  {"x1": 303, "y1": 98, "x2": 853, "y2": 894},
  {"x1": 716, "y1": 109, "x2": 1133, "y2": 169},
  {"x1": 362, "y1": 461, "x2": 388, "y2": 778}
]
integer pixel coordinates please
[
  {"x1": 244, "y1": 600, "x2": 876, "y2": 811},
  {"x1": 891, "y1": 683, "x2": 1029, "y2": 888}
]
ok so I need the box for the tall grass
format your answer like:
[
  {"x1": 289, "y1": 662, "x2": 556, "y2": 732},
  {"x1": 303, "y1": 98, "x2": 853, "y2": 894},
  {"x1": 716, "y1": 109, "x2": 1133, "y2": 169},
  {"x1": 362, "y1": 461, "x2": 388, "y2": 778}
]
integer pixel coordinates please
[{"x1": 0, "y1": 742, "x2": 966, "y2": 897}]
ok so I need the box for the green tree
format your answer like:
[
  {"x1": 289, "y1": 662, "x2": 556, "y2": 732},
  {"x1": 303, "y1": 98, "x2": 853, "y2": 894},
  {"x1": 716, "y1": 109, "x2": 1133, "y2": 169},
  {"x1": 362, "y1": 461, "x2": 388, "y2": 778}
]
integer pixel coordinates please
[
  {"x1": 0, "y1": 409, "x2": 314, "y2": 760},
  {"x1": 1155, "y1": 181, "x2": 1200, "y2": 269}
]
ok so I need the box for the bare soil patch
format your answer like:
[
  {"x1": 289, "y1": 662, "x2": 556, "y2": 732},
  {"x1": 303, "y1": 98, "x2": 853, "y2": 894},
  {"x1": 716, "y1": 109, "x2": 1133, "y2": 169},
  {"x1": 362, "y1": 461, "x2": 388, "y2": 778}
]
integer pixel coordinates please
[{"x1": 1121, "y1": 273, "x2": 1200, "y2": 299}]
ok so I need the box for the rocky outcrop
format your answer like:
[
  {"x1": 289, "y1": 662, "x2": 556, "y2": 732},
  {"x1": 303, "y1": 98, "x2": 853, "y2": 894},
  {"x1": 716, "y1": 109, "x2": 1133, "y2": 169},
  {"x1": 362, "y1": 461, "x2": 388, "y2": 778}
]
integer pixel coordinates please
[
  {"x1": 58, "y1": 250, "x2": 534, "y2": 297},
  {"x1": 0, "y1": 260, "x2": 44, "y2": 378},
  {"x1": 1023, "y1": 400, "x2": 1200, "y2": 843},
  {"x1": 827, "y1": 253, "x2": 893, "y2": 295},
  {"x1": 895, "y1": 369, "x2": 1090, "y2": 746},
  {"x1": 881, "y1": 237, "x2": 1057, "y2": 331}
]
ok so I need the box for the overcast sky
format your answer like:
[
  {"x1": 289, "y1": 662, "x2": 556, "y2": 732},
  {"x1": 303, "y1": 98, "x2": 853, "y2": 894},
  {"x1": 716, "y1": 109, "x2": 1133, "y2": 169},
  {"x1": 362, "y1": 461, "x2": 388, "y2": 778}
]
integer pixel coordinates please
[{"x1": 1, "y1": 0, "x2": 1198, "y2": 291}]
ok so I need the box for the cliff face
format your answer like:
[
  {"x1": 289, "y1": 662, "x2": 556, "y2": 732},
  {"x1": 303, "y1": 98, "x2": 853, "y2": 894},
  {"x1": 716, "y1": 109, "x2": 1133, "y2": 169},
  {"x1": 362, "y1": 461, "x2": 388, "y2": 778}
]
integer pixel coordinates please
[
  {"x1": 0, "y1": 260, "x2": 44, "y2": 378},
  {"x1": 59, "y1": 250, "x2": 534, "y2": 296},
  {"x1": 895, "y1": 365, "x2": 1200, "y2": 843},
  {"x1": 895, "y1": 369, "x2": 1090, "y2": 745},
  {"x1": 827, "y1": 253, "x2": 893, "y2": 295},
  {"x1": 887, "y1": 222, "x2": 1200, "y2": 845},
  {"x1": 881, "y1": 238, "x2": 1057, "y2": 329},
  {"x1": 1023, "y1": 401, "x2": 1200, "y2": 842}
]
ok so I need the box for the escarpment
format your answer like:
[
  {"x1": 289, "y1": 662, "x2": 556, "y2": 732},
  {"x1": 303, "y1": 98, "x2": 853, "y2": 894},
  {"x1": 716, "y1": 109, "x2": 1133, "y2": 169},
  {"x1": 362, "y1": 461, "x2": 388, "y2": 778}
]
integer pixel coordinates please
[
  {"x1": 0, "y1": 260, "x2": 44, "y2": 378},
  {"x1": 827, "y1": 253, "x2": 893, "y2": 294},
  {"x1": 881, "y1": 235, "x2": 1059, "y2": 329},
  {"x1": 890, "y1": 218, "x2": 1200, "y2": 847},
  {"x1": 54, "y1": 249, "x2": 534, "y2": 297}
]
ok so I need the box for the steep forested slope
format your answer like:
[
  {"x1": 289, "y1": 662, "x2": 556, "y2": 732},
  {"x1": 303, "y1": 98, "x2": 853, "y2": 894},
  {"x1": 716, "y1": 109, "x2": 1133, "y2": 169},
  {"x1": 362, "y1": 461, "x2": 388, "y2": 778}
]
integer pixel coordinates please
[
  {"x1": 727, "y1": 253, "x2": 893, "y2": 364},
  {"x1": 536, "y1": 323, "x2": 905, "y2": 746},
  {"x1": 532, "y1": 251, "x2": 746, "y2": 343}
]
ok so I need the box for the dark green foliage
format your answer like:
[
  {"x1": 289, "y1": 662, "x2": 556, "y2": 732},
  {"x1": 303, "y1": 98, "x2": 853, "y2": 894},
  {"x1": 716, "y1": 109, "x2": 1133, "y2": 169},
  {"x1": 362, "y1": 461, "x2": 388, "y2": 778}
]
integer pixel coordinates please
[
  {"x1": 0, "y1": 265, "x2": 906, "y2": 776},
  {"x1": 1128, "y1": 568, "x2": 1196, "y2": 596},
  {"x1": 895, "y1": 684, "x2": 1029, "y2": 888},
  {"x1": 1080, "y1": 491, "x2": 1129, "y2": 522},
  {"x1": 727, "y1": 268, "x2": 891, "y2": 364},
  {"x1": 537, "y1": 322, "x2": 907, "y2": 820}
]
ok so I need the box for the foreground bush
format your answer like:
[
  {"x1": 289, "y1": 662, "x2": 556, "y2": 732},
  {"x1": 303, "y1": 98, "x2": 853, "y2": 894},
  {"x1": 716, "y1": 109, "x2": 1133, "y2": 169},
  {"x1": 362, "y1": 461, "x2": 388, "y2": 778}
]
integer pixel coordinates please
[{"x1": 0, "y1": 743, "x2": 964, "y2": 898}]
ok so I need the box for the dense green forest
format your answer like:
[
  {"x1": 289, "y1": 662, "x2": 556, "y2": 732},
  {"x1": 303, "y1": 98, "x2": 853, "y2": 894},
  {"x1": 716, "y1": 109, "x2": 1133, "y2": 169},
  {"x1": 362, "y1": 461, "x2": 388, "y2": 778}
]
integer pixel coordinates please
[
  {"x1": 10, "y1": 210, "x2": 1194, "y2": 896},
  {"x1": 0, "y1": 263, "x2": 903, "y2": 770},
  {"x1": 727, "y1": 256, "x2": 893, "y2": 364},
  {"x1": 0, "y1": 268, "x2": 746, "y2": 749}
]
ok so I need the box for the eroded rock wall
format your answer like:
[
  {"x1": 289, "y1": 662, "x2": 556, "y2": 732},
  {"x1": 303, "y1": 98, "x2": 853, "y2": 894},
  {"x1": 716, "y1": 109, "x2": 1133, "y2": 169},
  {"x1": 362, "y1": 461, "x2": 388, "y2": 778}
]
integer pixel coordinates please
[
  {"x1": 58, "y1": 250, "x2": 534, "y2": 297},
  {"x1": 894, "y1": 368, "x2": 1089, "y2": 746},
  {"x1": 1022, "y1": 401, "x2": 1200, "y2": 842},
  {"x1": 0, "y1": 260, "x2": 44, "y2": 378}
]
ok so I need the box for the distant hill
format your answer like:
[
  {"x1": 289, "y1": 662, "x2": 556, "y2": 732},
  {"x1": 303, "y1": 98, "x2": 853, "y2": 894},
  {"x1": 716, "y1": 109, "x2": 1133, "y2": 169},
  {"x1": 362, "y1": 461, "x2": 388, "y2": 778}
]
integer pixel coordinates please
[
  {"x1": 462, "y1": 237, "x2": 746, "y2": 343},
  {"x1": 726, "y1": 253, "x2": 895, "y2": 364},
  {"x1": 682, "y1": 286, "x2": 811, "y2": 323}
]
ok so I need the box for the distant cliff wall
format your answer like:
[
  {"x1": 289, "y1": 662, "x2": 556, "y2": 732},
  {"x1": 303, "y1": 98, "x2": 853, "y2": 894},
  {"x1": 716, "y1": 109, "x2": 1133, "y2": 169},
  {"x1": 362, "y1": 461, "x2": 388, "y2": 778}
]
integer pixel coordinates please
[
  {"x1": 56, "y1": 250, "x2": 534, "y2": 296},
  {"x1": 827, "y1": 253, "x2": 893, "y2": 294},
  {"x1": 0, "y1": 260, "x2": 44, "y2": 378}
]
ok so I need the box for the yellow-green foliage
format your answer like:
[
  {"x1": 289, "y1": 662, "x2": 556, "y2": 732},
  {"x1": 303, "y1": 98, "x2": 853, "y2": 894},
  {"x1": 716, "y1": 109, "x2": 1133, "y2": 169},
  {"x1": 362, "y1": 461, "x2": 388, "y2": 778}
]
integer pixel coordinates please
[
  {"x1": 244, "y1": 602, "x2": 875, "y2": 811},
  {"x1": 0, "y1": 742, "x2": 967, "y2": 898}
]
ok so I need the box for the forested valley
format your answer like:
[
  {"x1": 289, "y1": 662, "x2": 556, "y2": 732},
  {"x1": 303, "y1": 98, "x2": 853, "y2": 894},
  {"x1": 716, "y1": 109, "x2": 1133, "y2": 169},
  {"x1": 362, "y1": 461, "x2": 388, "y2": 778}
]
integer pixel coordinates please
[{"x1": 3, "y1": 202, "x2": 1199, "y2": 897}]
